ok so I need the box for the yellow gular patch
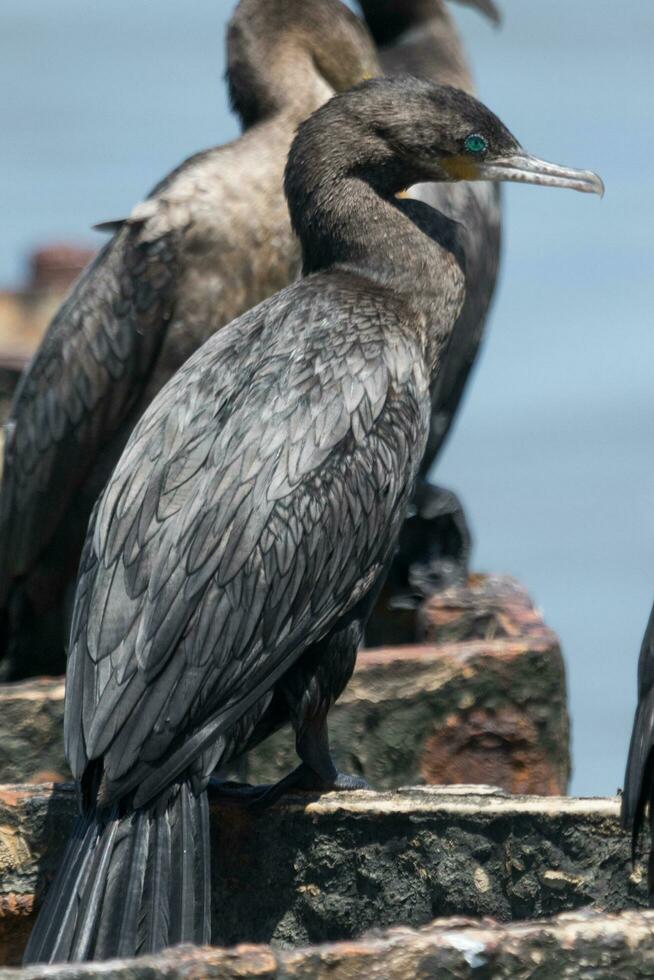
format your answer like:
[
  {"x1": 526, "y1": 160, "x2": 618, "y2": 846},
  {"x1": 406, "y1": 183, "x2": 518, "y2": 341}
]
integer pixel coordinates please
[{"x1": 442, "y1": 155, "x2": 481, "y2": 181}]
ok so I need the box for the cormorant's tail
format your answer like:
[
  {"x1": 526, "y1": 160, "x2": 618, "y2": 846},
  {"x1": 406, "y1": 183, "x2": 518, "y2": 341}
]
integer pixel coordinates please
[{"x1": 23, "y1": 781, "x2": 211, "y2": 964}]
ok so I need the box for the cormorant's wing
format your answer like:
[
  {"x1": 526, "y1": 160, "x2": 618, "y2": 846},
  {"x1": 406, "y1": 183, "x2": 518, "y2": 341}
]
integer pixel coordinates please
[
  {"x1": 622, "y1": 602, "x2": 654, "y2": 847},
  {"x1": 64, "y1": 280, "x2": 428, "y2": 806},
  {"x1": 0, "y1": 207, "x2": 182, "y2": 602}
]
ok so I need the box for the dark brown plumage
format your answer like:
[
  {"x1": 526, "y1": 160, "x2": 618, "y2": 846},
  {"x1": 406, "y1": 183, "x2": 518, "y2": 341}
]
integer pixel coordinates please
[
  {"x1": 24, "y1": 75, "x2": 601, "y2": 965},
  {"x1": 359, "y1": 0, "x2": 503, "y2": 638},
  {"x1": 0, "y1": 0, "x2": 379, "y2": 680}
]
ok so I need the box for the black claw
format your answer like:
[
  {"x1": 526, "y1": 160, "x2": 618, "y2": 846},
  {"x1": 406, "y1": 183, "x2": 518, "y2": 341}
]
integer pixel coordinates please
[
  {"x1": 247, "y1": 784, "x2": 290, "y2": 811},
  {"x1": 331, "y1": 772, "x2": 370, "y2": 791},
  {"x1": 240, "y1": 766, "x2": 372, "y2": 811}
]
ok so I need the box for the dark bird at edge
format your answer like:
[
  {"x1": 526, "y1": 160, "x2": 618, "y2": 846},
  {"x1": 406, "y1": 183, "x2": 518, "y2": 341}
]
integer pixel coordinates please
[
  {"x1": 0, "y1": 0, "x2": 379, "y2": 681},
  {"x1": 359, "y1": 0, "x2": 504, "y2": 643},
  {"x1": 23, "y1": 76, "x2": 602, "y2": 965},
  {"x1": 622, "y1": 603, "x2": 654, "y2": 898}
]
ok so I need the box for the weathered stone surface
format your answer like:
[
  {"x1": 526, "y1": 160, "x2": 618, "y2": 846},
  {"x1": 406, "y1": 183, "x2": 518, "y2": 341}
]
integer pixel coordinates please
[
  {"x1": 0, "y1": 784, "x2": 646, "y2": 964},
  {"x1": 3, "y1": 910, "x2": 654, "y2": 979},
  {"x1": 0, "y1": 681, "x2": 67, "y2": 784},
  {"x1": 419, "y1": 574, "x2": 546, "y2": 644},
  {"x1": 0, "y1": 578, "x2": 570, "y2": 796}
]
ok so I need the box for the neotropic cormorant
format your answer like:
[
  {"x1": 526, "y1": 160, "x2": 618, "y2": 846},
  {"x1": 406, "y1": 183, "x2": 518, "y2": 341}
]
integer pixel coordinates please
[
  {"x1": 24, "y1": 76, "x2": 602, "y2": 965},
  {"x1": 0, "y1": 0, "x2": 379, "y2": 681},
  {"x1": 622, "y1": 603, "x2": 654, "y2": 893},
  {"x1": 359, "y1": 0, "x2": 504, "y2": 640}
]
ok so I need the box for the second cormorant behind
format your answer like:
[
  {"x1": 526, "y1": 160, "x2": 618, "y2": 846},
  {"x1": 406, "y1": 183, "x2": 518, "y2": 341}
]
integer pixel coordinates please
[
  {"x1": 359, "y1": 0, "x2": 504, "y2": 640},
  {"x1": 0, "y1": 0, "x2": 379, "y2": 680}
]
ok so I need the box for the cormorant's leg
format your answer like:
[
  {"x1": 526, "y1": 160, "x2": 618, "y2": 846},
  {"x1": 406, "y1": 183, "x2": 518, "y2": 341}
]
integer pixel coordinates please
[
  {"x1": 206, "y1": 778, "x2": 265, "y2": 804},
  {"x1": 207, "y1": 717, "x2": 368, "y2": 808},
  {"x1": 246, "y1": 714, "x2": 369, "y2": 810},
  {"x1": 243, "y1": 617, "x2": 372, "y2": 807},
  {"x1": 211, "y1": 585, "x2": 386, "y2": 809},
  {"x1": 296, "y1": 713, "x2": 369, "y2": 789}
]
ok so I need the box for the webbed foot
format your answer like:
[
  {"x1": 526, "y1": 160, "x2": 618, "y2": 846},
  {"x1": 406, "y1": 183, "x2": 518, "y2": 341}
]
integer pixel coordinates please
[
  {"x1": 207, "y1": 778, "x2": 261, "y2": 805},
  {"x1": 247, "y1": 763, "x2": 369, "y2": 810},
  {"x1": 207, "y1": 767, "x2": 369, "y2": 810}
]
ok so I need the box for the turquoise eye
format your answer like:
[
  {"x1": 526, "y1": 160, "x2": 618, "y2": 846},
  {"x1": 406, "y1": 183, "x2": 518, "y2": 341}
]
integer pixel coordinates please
[{"x1": 464, "y1": 133, "x2": 488, "y2": 155}]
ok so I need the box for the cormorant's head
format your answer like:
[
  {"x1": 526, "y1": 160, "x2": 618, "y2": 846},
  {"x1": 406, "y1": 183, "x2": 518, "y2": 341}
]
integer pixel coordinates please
[
  {"x1": 330, "y1": 77, "x2": 604, "y2": 196},
  {"x1": 358, "y1": 0, "x2": 500, "y2": 45},
  {"x1": 227, "y1": 0, "x2": 380, "y2": 128}
]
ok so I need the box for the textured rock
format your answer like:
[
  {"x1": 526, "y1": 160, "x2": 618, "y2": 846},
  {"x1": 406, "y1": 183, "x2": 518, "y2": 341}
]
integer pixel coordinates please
[
  {"x1": 0, "y1": 784, "x2": 646, "y2": 964},
  {"x1": 0, "y1": 681, "x2": 67, "y2": 784},
  {"x1": 3, "y1": 910, "x2": 654, "y2": 979},
  {"x1": 0, "y1": 578, "x2": 569, "y2": 796},
  {"x1": 419, "y1": 574, "x2": 548, "y2": 644}
]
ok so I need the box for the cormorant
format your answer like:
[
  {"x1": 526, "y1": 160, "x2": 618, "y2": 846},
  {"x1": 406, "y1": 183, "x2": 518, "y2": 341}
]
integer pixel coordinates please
[
  {"x1": 0, "y1": 0, "x2": 379, "y2": 681},
  {"x1": 359, "y1": 0, "x2": 505, "y2": 640},
  {"x1": 622, "y1": 603, "x2": 654, "y2": 894},
  {"x1": 24, "y1": 76, "x2": 602, "y2": 965}
]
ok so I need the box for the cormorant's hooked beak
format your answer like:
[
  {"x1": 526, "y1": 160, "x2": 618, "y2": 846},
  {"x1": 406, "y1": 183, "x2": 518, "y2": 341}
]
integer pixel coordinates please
[
  {"x1": 475, "y1": 152, "x2": 605, "y2": 196},
  {"x1": 453, "y1": 0, "x2": 502, "y2": 26}
]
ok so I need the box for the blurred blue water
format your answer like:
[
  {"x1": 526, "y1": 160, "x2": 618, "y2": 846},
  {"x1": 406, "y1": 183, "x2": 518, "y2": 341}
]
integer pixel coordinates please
[{"x1": 0, "y1": 1, "x2": 652, "y2": 795}]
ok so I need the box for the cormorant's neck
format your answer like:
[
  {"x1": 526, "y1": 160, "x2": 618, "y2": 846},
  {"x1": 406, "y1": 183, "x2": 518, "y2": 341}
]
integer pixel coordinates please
[
  {"x1": 359, "y1": 0, "x2": 441, "y2": 44},
  {"x1": 363, "y1": 1, "x2": 474, "y2": 93},
  {"x1": 287, "y1": 147, "x2": 464, "y2": 375},
  {"x1": 227, "y1": 25, "x2": 334, "y2": 129}
]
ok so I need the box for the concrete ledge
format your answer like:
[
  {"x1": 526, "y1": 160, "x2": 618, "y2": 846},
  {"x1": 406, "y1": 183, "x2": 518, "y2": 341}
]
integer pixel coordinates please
[
  {"x1": 2, "y1": 910, "x2": 653, "y2": 978},
  {"x1": 0, "y1": 784, "x2": 645, "y2": 964},
  {"x1": 0, "y1": 578, "x2": 570, "y2": 795}
]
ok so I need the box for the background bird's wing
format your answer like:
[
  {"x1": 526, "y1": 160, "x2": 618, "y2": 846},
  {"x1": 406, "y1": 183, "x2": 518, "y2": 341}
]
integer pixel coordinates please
[
  {"x1": 64, "y1": 282, "x2": 428, "y2": 802},
  {"x1": 0, "y1": 203, "x2": 184, "y2": 599}
]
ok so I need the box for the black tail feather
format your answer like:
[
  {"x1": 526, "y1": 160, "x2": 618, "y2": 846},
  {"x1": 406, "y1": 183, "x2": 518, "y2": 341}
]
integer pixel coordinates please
[
  {"x1": 110, "y1": 813, "x2": 151, "y2": 958},
  {"x1": 69, "y1": 817, "x2": 120, "y2": 961},
  {"x1": 24, "y1": 816, "x2": 99, "y2": 961},
  {"x1": 166, "y1": 781, "x2": 210, "y2": 945},
  {"x1": 139, "y1": 798, "x2": 172, "y2": 955},
  {"x1": 23, "y1": 782, "x2": 210, "y2": 964}
]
